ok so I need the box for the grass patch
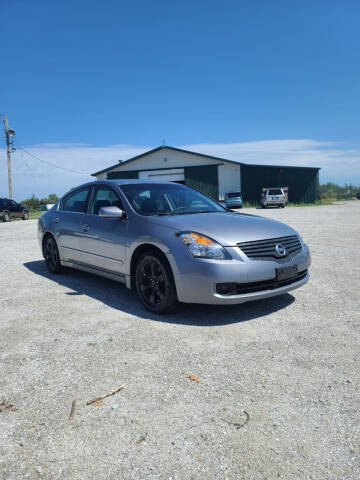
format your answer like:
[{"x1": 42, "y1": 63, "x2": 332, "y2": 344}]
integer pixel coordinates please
[
  {"x1": 287, "y1": 199, "x2": 335, "y2": 207},
  {"x1": 28, "y1": 210, "x2": 43, "y2": 219},
  {"x1": 241, "y1": 199, "x2": 336, "y2": 208}
]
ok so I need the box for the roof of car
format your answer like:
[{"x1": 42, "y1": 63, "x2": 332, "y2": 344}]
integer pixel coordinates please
[{"x1": 66, "y1": 179, "x2": 183, "y2": 194}]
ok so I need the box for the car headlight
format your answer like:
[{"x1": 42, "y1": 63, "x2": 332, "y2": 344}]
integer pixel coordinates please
[{"x1": 178, "y1": 232, "x2": 231, "y2": 259}]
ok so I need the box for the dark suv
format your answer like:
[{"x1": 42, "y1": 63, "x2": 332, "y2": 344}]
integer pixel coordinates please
[{"x1": 0, "y1": 198, "x2": 29, "y2": 222}]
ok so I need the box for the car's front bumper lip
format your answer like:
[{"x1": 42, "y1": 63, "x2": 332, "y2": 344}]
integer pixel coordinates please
[{"x1": 169, "y1": 244, "x2": 311, "y2": 305}]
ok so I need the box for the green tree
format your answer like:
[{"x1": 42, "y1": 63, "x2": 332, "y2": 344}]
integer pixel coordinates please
[{"x1": 21, "y1": 195, "x2": 41, "y2": 211}]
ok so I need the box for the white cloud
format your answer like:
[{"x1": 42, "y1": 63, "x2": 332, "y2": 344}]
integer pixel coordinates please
[{"x1": 1, "y1": 139, "x2": 359, "y2": 199}]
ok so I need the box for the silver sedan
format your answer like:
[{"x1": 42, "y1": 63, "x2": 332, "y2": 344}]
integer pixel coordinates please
[{"x1": 38, "y1": 180, "x2": 311, "y2": 313}]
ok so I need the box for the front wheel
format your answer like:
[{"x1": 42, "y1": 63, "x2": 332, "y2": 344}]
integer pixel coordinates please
[
  {"x1": 135, "y1": 251, "x2": 178, "y2": 314},
  {"x1": 43, "y1": 236, "x2": 62, "y2": 274}
]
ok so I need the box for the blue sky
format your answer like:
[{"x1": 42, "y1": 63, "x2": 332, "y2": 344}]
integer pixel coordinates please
[{"x1": 1, "y1": 0, "x2": 360, "y2": 198}]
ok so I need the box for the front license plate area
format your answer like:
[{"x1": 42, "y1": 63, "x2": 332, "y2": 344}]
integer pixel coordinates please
[{"x1": 276, "y1": 265, "x2": 298, "y2": 281}]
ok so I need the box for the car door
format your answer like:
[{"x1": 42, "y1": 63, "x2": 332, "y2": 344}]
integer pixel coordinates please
[
  {"x1": 6, "y1": 200, "x2": 20, "y2": 217},
  {"x1": 54, "y1": 186, "x2": 92, "y2": 263},
  {"x1": 78, "y1": 185, "x2": 128, "y2": 275}
]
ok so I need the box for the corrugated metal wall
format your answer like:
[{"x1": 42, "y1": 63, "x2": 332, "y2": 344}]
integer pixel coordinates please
[
  {"x1": 184, "y1": 165, "x2": 219, "y2": 200},
  {"x1": 241, "y1": 164, "x2": 319, "y2": 203}
]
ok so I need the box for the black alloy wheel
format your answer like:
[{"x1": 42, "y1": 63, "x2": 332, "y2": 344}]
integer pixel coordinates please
[
  {"x1": 44, "y1": 236, "x2": 62, "y2": 274},
  {"x1": 135, "y1": 252, "x2": 177, "y2": 314}
]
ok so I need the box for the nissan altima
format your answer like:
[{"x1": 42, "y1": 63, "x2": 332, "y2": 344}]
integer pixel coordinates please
[{"x1": 38, "y1": 180, "x2": 311, "y2": 313}]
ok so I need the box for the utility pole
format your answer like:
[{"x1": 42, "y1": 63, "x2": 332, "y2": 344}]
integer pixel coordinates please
[{"x1": 3, "y1": 115, "x2": 15, "y2": 199}]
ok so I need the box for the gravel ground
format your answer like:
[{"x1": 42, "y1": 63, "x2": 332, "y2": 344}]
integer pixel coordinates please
[{"x1": 0, "y1": 201, "x2": 359, "y2": 480}]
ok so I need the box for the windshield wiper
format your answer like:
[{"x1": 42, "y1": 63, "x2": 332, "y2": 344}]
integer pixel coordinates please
[
  {"x1": 176, "y1": 210, "x2": 223, "y2": 215},
  {"x1": 152, "y1": 212, "x2": 177, "y2": 216}
]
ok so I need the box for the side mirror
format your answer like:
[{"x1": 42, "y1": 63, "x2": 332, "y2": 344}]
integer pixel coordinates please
[{"x1": 99, "y1": 206, "x2": 126, "y2": 218}]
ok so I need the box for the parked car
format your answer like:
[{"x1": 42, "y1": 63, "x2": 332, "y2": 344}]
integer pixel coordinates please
[
  {"x1": 261, "y1": 188, "x2": 286, "y2": 208},
  {"x1": 0, "y1": 198, "x2": 29, "y2": 222},
  {"x1": 224, "y1": 191, "x2": 243, "y2": 209},
  {"x1": 38, "y1": 180, "x2": 311, "y2": 313},
  {"x1": 356, "y1": 192, "x2": 360, "y2": 200}
]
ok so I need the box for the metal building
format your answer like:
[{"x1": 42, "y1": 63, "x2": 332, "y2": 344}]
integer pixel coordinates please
[{"x1": 92, "y1": 145, "x2": 320, "y2": 203}]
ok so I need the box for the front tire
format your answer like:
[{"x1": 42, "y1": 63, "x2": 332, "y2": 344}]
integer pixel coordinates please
[
  {"x1": 135, "y1": 251, "x2": 178, "y2": 314},
  {"x1": 43, "y1": 236, "x2": 62, "y2": 274}
]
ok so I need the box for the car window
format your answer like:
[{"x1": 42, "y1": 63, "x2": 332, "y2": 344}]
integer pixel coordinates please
[
  {"x1": 227, "y1": 192, "x2": 241, "y2": 198},
  {"x1": 90, "y1": 186, "x2": 124, "y2": 215},
  {"x1": 9, "y1": 200, "x2": 18, "y2": 206},
  {"x1": 61, "y1": 188, "x2": 90, "y2": 213},
  {"x1": 268, "y1": 189, "x2": 283, "y2": 195}
]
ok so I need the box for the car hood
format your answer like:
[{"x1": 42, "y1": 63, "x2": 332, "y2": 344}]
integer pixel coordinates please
[{"x1": 149, "y1": 211, "x2": 297, "y2": 246}]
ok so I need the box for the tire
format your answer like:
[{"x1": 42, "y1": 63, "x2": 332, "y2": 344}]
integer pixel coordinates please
[
  {"x1": 3, "y1": 211, "x2": 10, "y2": 222},
  {"x1": 22, "y1": 211, "x2": 29, "y2": 220},
  {"x1": 135, "y1": 251, "x2": 178, "y2": 314},
  {"x1": 43, "y1": 236, "x2": 62, "y2": 274},
  {"x1": 281, "y1": 205, "x2": 285, "y2": 208}
]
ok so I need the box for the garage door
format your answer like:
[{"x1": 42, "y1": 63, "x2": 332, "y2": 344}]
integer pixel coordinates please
[{"x1": 139, "y1": 169, "x2": 184, "y2": 182}]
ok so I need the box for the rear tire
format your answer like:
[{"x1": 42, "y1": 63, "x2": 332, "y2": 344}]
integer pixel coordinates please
[
  {"x1": 43, "y1": 236, "x2": 62, "y2": 274},
  {"x1": 3, "y1": 212, "x2": 10, "y2": 222},
  {"x1": 135, "y1": 251, "x2": 178, "y2": 314},
  {"x1": 22, "y1": 211, "x2": 29, "y2": 220}
]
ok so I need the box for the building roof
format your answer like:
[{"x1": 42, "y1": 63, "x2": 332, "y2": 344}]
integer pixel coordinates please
[{"x1": 91, "y1": 144, "x2": 320, "y2": 176}]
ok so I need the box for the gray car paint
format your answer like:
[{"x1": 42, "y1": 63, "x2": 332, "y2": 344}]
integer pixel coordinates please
[{"x1": 38, "y1": 180, "x2": 311, "y2": 305}]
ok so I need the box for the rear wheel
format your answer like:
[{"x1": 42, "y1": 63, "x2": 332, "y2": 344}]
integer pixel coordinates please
[
  {"x1": 135, "y1": 251, "x2": 178, "y2": 313},
  {"x1": 3, "y1": 211, "x2": 10, "y2": 222},
  {"x1": 43, "y1": 236, "x2": 62, "y2": 274},
  {"x1": 22, "y1": 211, "x2": 29, "y2": 220}
]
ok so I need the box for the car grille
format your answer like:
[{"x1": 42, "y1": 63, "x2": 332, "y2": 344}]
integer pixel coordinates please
[
  {"x1": 216, "y1": 270, "x2": 308, "y2": 296},
  {"x1": 237, "y1": 235, "x2": 302, "y2": 259}
]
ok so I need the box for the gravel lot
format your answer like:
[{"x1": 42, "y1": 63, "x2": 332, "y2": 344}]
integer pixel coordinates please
[{"x1": 1, "y1": 201, "x2": 359, "y2": 480}]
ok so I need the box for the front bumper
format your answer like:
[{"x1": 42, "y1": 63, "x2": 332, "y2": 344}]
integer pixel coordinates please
[{"x1": 169, "y1": 244, "x2": 311, "y2": 305}]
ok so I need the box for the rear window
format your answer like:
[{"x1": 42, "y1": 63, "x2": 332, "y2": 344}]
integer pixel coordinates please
[
  {"x1": 268, "y1": 189, "x2": 283, "y2": 195},
  {"x1": 227, "y1": 192, "x2": 242, "y2": 198}
]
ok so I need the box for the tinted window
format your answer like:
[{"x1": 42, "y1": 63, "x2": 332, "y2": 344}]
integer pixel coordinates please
[
  {"x1": 268, "y1": 189, "x2": 283, "y2": 195},
  {"x1": 61, "y1": 188, "x2": 90, "y2": 213},
  {"x1": 120, "y1": 183, "x2": 225, "y2": 216},
  {"x1": 227, "y1": 192, "x2": 241, "y2": 198},
  {"x1": 90, "y1": 186, "x2": 124, "y2": 215}
]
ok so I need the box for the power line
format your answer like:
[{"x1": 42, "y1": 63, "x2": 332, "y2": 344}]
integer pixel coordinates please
[{"x1": 17, "y1": 146, "x2": 90, "y2": 175}]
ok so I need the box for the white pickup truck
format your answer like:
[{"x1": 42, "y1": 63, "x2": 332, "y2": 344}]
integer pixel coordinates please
[{"x1": 261, "y1": 188, "x2": 286, "y2": 208}]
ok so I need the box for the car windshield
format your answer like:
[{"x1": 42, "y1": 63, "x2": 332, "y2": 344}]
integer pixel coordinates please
[
  {"x1": 227, "y1": 192, "x2": 241, "y2": 198},
  {"x1": 268, "y1": 189, "x2": 283, "y2": 195},
  {"x1": 120, "y1": 183, "x2": 225, "y2": 216}
]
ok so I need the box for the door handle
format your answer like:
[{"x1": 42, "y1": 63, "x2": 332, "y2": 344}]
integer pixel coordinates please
[{"x1": 82, "y1": 224, "x2": 90, "y2": 232}]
